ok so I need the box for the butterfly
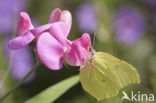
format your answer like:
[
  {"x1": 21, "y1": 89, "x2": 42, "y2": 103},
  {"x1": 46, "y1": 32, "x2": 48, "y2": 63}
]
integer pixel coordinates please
[{"x1": 79, "y1": 47, "x2": 140, "y2": 101}]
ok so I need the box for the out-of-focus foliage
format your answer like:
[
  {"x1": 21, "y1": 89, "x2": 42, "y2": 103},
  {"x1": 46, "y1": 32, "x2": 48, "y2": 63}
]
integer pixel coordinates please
[
  {"x1": 25, "y1": 75, "x2": 79, "y2": 103},
  {"x1": 0, "y1": 0, "x2": 156, "y2": 103}
]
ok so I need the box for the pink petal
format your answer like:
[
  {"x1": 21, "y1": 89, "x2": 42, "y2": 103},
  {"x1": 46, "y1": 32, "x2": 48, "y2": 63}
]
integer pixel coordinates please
[
  {"x1": 8, "y1": 32, "x2": 35, "y2": 50},
  {"x1": 66, "y1": 40, "x2": 72, "y2": 48},
  {"x1": 79, "y1": 33, "x2": 91, "y2": 50},
  {"x1": 37, "y1": 32, "x2": 64, "y2": 70},
  {"x1": 65, "y1": 40, "x2": 83, "y2": 66},
  {"x1": 60, "y1": 10, "x2": 72, "y2": 34},
  {"x1": 48, "y1": 8, "x2": 72, "y2": 34},
  {"x1": 64, "y1": 33, "x2": 91, "y2": 66},
  {"x1": 49, "y1": 22, "x2": 69, "y2": 46},
  {"x1": 31, "y1": 24, "x2": 52, "y2": 37},
  {"x1": 18, "y1": 12, "x2": 33, "y2": 36},
  {"x1": 48, "y1": 8, "x2": 61, "y2": 23}
]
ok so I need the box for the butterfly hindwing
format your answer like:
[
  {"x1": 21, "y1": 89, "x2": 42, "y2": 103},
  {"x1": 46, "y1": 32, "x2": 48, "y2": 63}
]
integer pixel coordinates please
[{"x1": 80, "y1": 52, "x2": 140, "y2": 100}]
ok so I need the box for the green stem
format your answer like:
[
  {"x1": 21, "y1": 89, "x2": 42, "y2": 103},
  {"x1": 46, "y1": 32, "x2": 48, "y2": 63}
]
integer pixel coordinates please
[{"x1": 0, "y1": 62, "x2": 40, "y2": 102}]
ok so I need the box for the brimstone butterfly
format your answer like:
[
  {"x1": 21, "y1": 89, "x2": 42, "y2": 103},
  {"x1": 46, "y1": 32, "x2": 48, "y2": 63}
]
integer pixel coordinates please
[{"x1": 80, "y1": 48, "x2": 140, "y2": 100}]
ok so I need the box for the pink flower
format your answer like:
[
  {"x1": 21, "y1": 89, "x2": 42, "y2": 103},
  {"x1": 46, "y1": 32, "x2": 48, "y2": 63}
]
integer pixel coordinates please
[
  {"x1": 8, "y1": 12, "x2": 35, "y2": 50},
  {"x1": 37, "y1": 31, "x2": 91, "y2": 70},
  {"x1": 31, "y1": 8, "x2": 72, "y2": 37},
  {"x1": 65, "y1": 33, "x2": 91, "y2": 66},
  {"x1": 8, "y1": 8, "x2": 91, "y2": 71},
  {"x1": 8, "y1": 8, "x2": 72, "y2": 50}
]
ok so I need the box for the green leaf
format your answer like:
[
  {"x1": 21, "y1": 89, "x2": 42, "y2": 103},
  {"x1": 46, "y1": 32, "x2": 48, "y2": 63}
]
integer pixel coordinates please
[
  {"x1": 25, "y1": 75, "x2": 79, "y2": 103},
  {"x1": 80, "y1": 52, "x2": 140, "y2": 101}
]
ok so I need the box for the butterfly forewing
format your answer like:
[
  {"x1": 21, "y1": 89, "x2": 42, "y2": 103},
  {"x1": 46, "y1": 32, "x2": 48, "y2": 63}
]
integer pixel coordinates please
[{"x1": 80, "y1": 52, "x2": 140, "y2": 100}]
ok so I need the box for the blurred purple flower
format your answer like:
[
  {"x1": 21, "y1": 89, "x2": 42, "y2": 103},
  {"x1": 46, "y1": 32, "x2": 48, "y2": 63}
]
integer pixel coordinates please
[
  {"x1": 0, "y1": 80, "x2": 4, "y2": 96},
  {"x1": 11, "y1": 47, "x2": 35, "y2": 83},
  {"x1": 0, "y1": 79, "x2": 2, "y2": 89},
  {"x1": 143, "y1": 0, "x2": 156, "y2": 7},
  {"x1": 0, "y1": 72, "x2": 5, "y2": 96},
  {"x1": 0, "y1": 0, "x2": 26, "y2": 34},
  {"x1": 76, "y1": 2, "x2": 97, "y2": 34},
  {"x1": 113, "y1": 7, "x2": 145, "y2": 45},
  {"x1": 3, "y1": 39, "x2": 35, "y2": 84}
]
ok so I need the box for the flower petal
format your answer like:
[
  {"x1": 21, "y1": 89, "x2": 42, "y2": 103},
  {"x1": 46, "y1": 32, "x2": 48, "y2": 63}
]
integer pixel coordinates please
[
  {"x1": 65, "y1": 40, "x2": 85, "y2": 66},
  {"x1": 48, "y1": 8, "x2": 72, "y2": 34},
  {"x1": 60, "y1": 10, "x2": 72, "y2": 34},
  {"x1": 31, "y1": 24, "x2": 52, "y2": 37},
  {"x1": 49, "y1": 22, "x2": 69, "y2": 46},
  {"x1": 65, "y1": 41, "x2": 82, "y2": 66},
  {"x1": 65, "y1": 33, "x2": 91, "y2": 66},
  {"x1": 48, "y1": 8, "x2": 61, "y2": 23},
  {"x1": 37, "y1": 32, "x2": 64, "y2": 70},
  {"x1": 79, "y1": 33, "x2": 91, "y2": 50},
  {"x1": 18, "y1": 12, "x2": 33, "y2": 36},
  {"x1": 8, "y1": 31, "x2": 35, "y2": 50}
]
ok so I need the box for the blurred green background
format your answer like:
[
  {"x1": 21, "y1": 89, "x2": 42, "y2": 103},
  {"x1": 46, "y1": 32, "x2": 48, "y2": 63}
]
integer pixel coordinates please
[{"x1": 0, "y1": 0, "x2": 156, "y2": 103}]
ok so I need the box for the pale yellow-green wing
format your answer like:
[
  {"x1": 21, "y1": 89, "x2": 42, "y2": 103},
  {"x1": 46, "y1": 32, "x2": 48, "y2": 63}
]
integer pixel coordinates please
[{"x1": 80, "y1": 52, "x2": 140, "y2": 100}]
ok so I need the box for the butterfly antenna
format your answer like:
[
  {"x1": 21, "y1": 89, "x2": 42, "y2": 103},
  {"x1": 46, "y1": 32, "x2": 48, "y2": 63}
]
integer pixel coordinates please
[{"x1": 92, "y1": 32, "x2": 97, "y2": 48}]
